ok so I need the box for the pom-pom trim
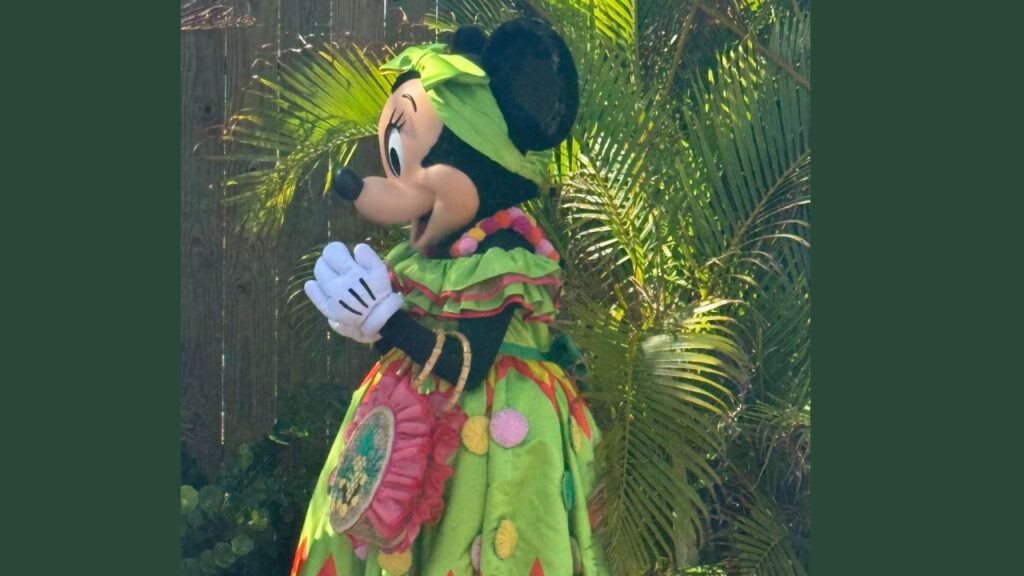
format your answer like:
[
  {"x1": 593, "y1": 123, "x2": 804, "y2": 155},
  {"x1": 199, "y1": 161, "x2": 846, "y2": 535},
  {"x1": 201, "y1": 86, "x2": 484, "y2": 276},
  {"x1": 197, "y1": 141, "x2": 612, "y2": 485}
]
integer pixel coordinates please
[{"x1": 451, "y1": 207, "x2": 560, "y2": 262}]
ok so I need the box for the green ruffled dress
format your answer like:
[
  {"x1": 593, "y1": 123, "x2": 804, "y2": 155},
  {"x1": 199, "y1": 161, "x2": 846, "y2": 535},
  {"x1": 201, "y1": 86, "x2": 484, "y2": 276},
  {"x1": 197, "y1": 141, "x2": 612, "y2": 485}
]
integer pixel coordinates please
[{"x1": 291, "y1": 242, "x2": 605, "y2": 576}]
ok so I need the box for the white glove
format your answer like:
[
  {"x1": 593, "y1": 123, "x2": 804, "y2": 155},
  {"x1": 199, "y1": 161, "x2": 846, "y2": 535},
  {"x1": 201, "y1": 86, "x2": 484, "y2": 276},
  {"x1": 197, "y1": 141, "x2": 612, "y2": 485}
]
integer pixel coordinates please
[
  {"x1": 303, "y1": 242, "x2": 404, "y2": 342},
  {"x1": 327, "y1": 319, "x2": 380, "y2": 344}
]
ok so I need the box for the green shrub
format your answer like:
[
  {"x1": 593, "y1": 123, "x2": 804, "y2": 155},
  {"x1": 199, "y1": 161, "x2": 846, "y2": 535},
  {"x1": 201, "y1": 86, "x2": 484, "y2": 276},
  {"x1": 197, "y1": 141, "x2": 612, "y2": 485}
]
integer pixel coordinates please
[{"x1": 180, "y1": 383, "x2": 351, "y2": 576}]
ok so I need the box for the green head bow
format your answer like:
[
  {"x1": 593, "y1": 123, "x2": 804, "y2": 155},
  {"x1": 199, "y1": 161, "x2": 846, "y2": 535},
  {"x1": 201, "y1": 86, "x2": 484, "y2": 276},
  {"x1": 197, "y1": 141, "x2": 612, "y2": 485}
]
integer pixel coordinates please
[{"x1": 381, "y1": 44, "x2": 550, "y2": 186}]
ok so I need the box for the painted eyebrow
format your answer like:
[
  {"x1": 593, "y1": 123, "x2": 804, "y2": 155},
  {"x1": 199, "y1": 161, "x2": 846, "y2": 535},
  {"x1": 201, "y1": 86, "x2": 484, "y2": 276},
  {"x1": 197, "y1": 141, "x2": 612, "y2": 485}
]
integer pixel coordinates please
[{"x1": 401, "y1": 93, "x2": 417, "y2": 112}]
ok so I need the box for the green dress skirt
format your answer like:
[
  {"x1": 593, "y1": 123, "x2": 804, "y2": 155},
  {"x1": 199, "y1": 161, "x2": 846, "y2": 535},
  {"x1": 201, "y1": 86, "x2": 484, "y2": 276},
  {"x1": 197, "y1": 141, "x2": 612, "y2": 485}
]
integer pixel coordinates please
[{"x1": 291, "y1": 242, "x2": 606, "y2": 576}]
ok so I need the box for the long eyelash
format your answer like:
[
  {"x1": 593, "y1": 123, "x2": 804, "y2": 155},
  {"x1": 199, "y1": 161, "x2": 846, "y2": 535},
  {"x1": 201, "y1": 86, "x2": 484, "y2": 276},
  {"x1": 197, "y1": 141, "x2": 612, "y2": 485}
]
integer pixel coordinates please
[{"x1": 387, "y1": 108, "x2": 406, "y2": 131}]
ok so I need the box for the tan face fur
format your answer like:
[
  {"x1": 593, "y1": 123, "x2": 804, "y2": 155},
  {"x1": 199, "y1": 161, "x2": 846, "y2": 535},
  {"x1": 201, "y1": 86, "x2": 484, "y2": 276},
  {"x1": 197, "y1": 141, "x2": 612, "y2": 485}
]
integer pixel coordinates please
[{"x1": 351, "y1": 78, "x2": 481, "y2": 252}]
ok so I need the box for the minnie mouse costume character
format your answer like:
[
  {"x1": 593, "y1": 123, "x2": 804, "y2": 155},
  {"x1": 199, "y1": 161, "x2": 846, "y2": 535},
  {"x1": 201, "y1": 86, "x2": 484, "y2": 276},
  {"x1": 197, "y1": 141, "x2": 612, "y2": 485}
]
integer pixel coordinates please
[{"x1": 293, "y1": 19, "x2": 605, "y2": 576}]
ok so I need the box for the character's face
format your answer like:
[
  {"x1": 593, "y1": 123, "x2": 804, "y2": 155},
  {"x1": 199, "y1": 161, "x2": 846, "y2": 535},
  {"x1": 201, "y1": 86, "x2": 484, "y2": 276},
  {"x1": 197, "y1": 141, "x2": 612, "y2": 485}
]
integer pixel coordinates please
[{"x1": 350, "y1": 78, "x2": 480, "y2": 252}]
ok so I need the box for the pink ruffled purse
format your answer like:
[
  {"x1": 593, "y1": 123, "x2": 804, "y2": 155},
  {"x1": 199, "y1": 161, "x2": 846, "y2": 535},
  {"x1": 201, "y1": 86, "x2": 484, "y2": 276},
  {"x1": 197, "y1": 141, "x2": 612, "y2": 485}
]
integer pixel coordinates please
[{"x1": 326, "y1": 330, "x2": 470, "y2": 554}]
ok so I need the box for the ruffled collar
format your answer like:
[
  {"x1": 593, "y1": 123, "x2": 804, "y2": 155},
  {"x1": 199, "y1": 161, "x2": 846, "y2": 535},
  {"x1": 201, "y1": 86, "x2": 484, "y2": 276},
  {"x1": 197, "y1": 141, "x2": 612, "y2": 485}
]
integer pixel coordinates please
[{"x1": 384, "y1": 240, "x2": 563, "y2": 323}]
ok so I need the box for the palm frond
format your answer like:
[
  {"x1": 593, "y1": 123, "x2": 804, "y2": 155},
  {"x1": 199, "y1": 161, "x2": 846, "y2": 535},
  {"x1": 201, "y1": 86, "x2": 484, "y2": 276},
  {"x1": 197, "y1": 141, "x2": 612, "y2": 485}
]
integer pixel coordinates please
[
  {"x1": 556, "y1": 50, "x2": 699, "y2": 313},
  {"x1": 573, "y1": 0, "x2": 636, "y2": 50},
  {"x1": 283, "y1": 247, "x2": 329, "y2": 355},
  {"x1": 729, "y1": 401, "x2": 810, "y2": 518},
  {"x1": 747, "y1": 269, "x2": 810, "y2": 407},
  {"x1": 722, "y1": 489, "x2": 807, "y2": 576},
  {"x1": 424, "y1": 0, "x2": 522, "y2": 32},
  {"x1": 570, "y1": 298, "x2": 750, "y2": 574},
  {"x1": 674, "y1": 10, "x2": 811, "y2": 295},
  {"x1": 181, "y1": 0, "x2": 255, "y2": 31},
  {"x1": 220, "y1": 42, "x2": 391, "y2": 235},
  {"x1": 519, "y1": 4, "x2": 811, "y2": 574}
]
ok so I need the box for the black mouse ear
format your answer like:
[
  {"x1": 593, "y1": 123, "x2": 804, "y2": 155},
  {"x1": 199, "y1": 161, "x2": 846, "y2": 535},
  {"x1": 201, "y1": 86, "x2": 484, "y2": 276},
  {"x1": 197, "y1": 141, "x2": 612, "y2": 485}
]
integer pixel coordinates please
[
  {"x1": 450, "y1": 25, "x2": 488, "y2": 57},
  {"x1": 481, "y1": 18, "x2": 579, "y2": 152}
]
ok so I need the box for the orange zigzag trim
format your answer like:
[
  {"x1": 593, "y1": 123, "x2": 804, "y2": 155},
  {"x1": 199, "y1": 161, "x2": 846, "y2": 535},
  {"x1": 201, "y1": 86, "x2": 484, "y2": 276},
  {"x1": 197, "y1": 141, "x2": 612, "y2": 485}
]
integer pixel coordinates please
[
  {"x1": 492, "y1": 356, "x2": 560, "y2": 415},
  {"x1": 539, "y1": 363, "x2": 593, "y2": 439}
]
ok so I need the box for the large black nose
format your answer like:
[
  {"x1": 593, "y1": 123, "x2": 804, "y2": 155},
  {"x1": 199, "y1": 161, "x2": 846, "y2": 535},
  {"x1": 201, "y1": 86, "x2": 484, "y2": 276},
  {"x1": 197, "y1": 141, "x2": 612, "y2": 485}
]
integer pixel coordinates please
[{"x1": 332, "y1": 166, "x2": 363, "y2": 201}]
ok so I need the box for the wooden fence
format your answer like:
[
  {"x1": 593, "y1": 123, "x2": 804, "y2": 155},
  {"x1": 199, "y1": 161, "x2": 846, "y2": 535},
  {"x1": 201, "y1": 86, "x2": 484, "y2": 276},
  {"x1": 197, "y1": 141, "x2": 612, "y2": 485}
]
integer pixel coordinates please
[{"x1": 181, "y1": 0, "x2": 436, "y2": 475}]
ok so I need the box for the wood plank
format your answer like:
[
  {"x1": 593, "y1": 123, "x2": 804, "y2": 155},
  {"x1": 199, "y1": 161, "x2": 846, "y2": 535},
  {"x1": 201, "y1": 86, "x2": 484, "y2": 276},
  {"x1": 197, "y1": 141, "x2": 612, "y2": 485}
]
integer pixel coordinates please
[
  {"x1": 181, "y1": 26, "x2": 226, "y2": 476},
  {"x1": 275, "y1": 0, "x2": 333, "y2": 407},
  {"x1": 281, "y1": 0, "x2": 331, "y2": 49},
  {"x1": 222, "y1": 0, "x2": 281, "y2": 459},
  {"x1": 399, "y1": 0, "x2": 434, "y2": 21},
  {"x1": 332, "y1": 0, "x2": 385, "y2": 44}
]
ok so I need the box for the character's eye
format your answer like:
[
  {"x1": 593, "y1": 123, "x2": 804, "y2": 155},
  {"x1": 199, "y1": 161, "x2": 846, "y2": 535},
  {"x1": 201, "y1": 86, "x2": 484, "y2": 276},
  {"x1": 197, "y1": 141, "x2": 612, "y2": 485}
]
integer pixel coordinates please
[
  {"x1": 385, "y1": 125, "x2": 403, "y2": 177},
  {"x1": 384, "y1": 109, "x2": 406, "y2": 177}
]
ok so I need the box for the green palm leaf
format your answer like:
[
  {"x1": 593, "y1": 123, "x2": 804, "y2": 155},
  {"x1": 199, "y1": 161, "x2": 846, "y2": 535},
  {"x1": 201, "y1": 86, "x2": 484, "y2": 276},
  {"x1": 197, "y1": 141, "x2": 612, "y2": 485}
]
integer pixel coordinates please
[
  {"x1": 568, "y1": 298, "x2": 750, "y2": 575},
  {"x1": 529, "y1": 0, "x2": 637, "y2": 50},
  {"x1": 675, "y1": 11, "x2": 811, "y2": 297},
  {"x1": 723, "y1": 488, "x2": 807, "y2": 576},
  {"x1": 221, "y1": 42, "x2": 391, "y2": 235},
  {"x1": 424, "y1": 0, "x2": 521, "y2": 32}
]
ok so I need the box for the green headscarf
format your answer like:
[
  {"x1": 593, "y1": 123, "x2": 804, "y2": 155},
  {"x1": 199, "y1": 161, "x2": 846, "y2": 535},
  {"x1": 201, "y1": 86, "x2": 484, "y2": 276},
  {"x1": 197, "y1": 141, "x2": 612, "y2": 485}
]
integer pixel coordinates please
[{"x1": 381, "y1": 44, "x2": 550, "y2": 186}]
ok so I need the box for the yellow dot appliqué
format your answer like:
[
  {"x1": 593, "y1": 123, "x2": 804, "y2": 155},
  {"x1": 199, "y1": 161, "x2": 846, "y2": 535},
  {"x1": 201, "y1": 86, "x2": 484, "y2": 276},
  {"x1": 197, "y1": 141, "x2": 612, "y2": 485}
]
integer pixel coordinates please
[
  {"x1": 495, "y1": 519, "x2": 518, "y2": 559},
  {"x1": 378, "y1": 549, "x2": 412, "y2": 575},
  {"x1": 461, "y1": 415, "x2": 490, "y2": 455}
]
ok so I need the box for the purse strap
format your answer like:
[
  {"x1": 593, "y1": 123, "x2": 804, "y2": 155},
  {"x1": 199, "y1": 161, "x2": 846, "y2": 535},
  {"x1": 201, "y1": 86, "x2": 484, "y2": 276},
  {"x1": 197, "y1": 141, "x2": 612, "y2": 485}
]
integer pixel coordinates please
[
  {"x1": 444, "y1": 331, "x2": 471, "y2": 411},
  {"x1": 412, "y1": 328, "x2": 447, "y2": 388},
  {"x1": 410, "y1": 328, "x2": 472, "y2": 412}
]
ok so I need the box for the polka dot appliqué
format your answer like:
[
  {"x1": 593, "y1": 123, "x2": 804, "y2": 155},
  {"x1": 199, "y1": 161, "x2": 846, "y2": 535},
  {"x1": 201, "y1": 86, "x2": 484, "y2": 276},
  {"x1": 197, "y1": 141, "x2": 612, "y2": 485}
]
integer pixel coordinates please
[
  {"x1": 462, "y1": 415, "x2": 490, "y2": 455},
  {"x1": 562, "y1": 471, "x2": 575, "y2": 511},
  {"x1": 490, "y1": 409, "x2": 529, "y2": 448},
  {"x1": 378, "y1": 549, "x2": 412, "y2": 575},
  {"x1": 471, "y1": 534, "x2": 483, "y2": 570},
  {"x1": 495, "y1": 519, "x2": 518, "y2": 559}
]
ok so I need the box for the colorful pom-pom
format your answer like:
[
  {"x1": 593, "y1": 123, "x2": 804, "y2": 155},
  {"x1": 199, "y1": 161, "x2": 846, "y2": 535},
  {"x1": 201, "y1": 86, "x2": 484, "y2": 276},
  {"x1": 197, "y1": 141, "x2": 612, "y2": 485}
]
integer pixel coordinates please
[
  {"x1": 479, "y1": 218, "x2": 500, "y2": 234},
  {"x1": 511, "y1": 216, "x2": 533, "y2": 236},
  {"x1": 461, "y1": 415, "x2": 490, "y2": 455},
  {"x1": 471, "y1": 535, "x2": 483, "y2": 569},
  {"x1": 452, "y1": 237, "x2": 478, "y2": 256},
  {"x1": 490, "y1": 409, "x2": 529, "y2": 448},
  {"x1": 451, "y1": 210, "x2": 560, "y2": 260},
  {"x1": 378, "y1": 549, "x2": 412, "y2": 575},
  {"x1": 353, "y1": 544, "x2": 368, "y2": 561},
  {"x1": 493, "y1": 210, "x2": 512, "y2": 228},
  {"x1": 495, "y1": 519, "x2": 518, "y2": 559}
]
